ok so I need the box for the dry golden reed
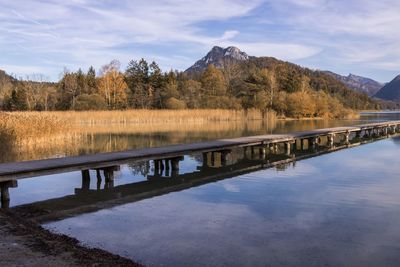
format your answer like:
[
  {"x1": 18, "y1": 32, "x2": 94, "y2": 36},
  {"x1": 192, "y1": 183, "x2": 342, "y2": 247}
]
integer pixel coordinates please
[
  {"x1": 54, "y1": 108, "x2": 275, "y2": 125},
  {"x1": 0, "y1": 112, "x2": 68, "y2": 141},
  {"x1": 0, "y1": 109, "x2": 276, "y2": 145}
]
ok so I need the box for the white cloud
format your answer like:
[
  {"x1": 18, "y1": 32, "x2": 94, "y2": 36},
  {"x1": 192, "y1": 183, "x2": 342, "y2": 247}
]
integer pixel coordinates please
[
  {"x1": 1, "y1": 0, "x2": 399, "y2": 81},
  {"x1": 0, "y1": 0, "x2": 267, "y2": 78}
]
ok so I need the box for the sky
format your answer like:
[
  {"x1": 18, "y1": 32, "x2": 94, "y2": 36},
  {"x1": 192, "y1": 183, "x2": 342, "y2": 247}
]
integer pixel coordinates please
[{"x1": 0, "y1": 0, "x2": 399, "y2": 83}]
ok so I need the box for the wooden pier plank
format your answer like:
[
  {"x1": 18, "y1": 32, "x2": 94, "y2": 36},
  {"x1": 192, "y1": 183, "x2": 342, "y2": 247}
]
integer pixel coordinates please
[{"x1": 0, "y1": 121, "x2": 399, "y2": 181}]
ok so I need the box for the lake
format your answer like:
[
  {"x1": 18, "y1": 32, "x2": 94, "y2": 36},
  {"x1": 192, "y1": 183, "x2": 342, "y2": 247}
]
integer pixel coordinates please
[{"x1": 3, "y1": 112, "x2": 400, "y2": 266}]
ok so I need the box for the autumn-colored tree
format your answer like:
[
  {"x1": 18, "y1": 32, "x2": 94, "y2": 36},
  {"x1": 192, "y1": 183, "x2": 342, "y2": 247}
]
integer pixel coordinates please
[
  {"x1": 98, "y1": 61, "x2": 128, "y2": 109},
  {"x1": 286, "y1": 91, "x2": 316, "y2": 117},
  {"x1": 200, "y1": 65, "x2": 227, "y2": 97}
]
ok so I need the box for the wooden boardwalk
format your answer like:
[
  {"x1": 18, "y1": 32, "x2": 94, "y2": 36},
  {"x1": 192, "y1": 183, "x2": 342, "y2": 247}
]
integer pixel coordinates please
[
  {"x1": 11, "y1": 141, "x2": 371, "y2": 223},
  {"x1": 0, "y1": 120, "x2": 399, "y2": 181}
]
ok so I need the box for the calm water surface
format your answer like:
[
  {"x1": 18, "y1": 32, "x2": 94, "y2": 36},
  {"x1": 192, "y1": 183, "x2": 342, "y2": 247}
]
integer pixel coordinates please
[
  {"x1": 36, "y1": 138, "x2": 399, "y2": 266},
  {"x1": 4, "y1": 113, "x2": 400, "y2": 266}
]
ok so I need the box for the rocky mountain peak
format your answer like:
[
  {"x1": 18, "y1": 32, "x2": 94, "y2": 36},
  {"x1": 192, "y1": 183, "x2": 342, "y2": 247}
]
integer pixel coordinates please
[{"x1": 185, "y1": 46, "x2": 249, "y2": 74}]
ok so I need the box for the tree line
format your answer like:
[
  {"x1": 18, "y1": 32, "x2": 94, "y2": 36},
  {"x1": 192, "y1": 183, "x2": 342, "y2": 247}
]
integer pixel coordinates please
[{"x1": 0, "y1": 57, "x2": 393, "y2": 118}]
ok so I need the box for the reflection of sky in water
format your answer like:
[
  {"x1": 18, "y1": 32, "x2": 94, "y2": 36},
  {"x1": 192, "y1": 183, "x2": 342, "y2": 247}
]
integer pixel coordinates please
[{"x1": 40, "y1": 138, "x2": 400, "y2": 267}]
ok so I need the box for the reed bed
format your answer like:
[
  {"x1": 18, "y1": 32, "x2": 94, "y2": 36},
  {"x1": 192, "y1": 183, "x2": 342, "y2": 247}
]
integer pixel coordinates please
[
  {"x1": 0, "y1": 112, "x2": 68, "y2": 141},
  {"x1": 53, "y1": 108, "x2": 276, "y2": 126},
  {"x1": 0, "y1": 109, "x2": 277, "y2": 162}
]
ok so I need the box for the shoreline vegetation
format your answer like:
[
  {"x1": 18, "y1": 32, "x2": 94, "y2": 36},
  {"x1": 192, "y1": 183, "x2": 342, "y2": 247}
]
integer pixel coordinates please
[
  {"x1": 0, "y1": 108, "x2": 360, "y2": 145},
  {"x1": 1, "y1": 57, "x2": 383, "y2": 117},
  {"x1": 0, "y1": 109, "x2": 360, "y2": 163}
]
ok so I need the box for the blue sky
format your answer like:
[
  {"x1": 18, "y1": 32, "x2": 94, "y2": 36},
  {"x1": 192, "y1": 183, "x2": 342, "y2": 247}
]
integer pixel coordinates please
[{"x1": 0, "y1": 0, "x2": 399, "y2": 82}]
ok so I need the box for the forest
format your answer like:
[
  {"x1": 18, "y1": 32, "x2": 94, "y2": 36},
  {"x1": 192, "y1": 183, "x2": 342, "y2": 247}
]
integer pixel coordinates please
[{"x1": 0, "y1": 56, "x2": 391, "y2": 118}]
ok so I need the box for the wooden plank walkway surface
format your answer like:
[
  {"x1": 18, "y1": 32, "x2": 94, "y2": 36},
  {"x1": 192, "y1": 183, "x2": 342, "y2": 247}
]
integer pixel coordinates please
[{"x1": 0, "y1": 120, "x2": 399, "y2": 181}]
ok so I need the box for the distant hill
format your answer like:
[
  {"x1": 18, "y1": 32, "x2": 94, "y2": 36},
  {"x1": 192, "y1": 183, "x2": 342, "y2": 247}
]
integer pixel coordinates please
[
  {"x1": 322, "y1": 71, "x2": 383, "y2": 96},
  {"x1": 0, "y1": 69, "x2": 15, "y2": 83},
  {"x1": 374, "y1": 75, "x2": 400, "y2": 102},
  {"x1": 185, "y1": 46, "x2": 252, "y2": 74},
  {"x1": 184, "y1": 46, "x2": 378, "y2": 111}
]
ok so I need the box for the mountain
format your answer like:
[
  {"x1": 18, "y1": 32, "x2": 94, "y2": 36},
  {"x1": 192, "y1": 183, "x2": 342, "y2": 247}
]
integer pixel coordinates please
[
  {"x1": 185, "y1": 47, "x2": 383, "y2": 97},
  {"x1": 184, "y1": 46, "x2": 379, "y2": 111},
  {"x1": 374, "y1": 75, "x2": 400, "y2": 102},
  {"x1": 185, "y1": 46, "x2": 251, "y2": 74},
  {"x1": 323, "y1": 71, "x2": 383, "y2": 96}
]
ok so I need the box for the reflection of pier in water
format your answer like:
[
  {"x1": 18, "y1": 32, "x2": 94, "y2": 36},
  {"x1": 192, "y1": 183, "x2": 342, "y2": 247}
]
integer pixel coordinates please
[{"x1": 4, "y1": 125, "x2": 399, "y2": 223}]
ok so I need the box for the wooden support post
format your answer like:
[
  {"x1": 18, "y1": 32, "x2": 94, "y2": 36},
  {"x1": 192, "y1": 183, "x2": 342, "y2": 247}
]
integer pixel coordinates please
[
  {"x1": 328, "y1": 134, "x2": 334, "y2": 147},
  {"x1": 0, "y1": 180, "x2": 17, "y2": 209},
  {"x1": 81, "y1": 169, "x2": 90, "y2": 190},
  {"x1": 210, "y1": 152, "x2": 215, "y2": 166},
  {"x1": 345, "y1": 131, "x2": 350, "y2": 144},
  {"x1": 1, "y1": 186, "x2": 10, "y2": 209},
  {"x1": 259, "y1": 147, "x2": 266, "y2": 159},
  {"x1": 170, "y1": 156, "x2": 182, "y2": 177},
  {"x1": 96, "y1": 169, "x2": 102, "y2": 190},
  {"x1": 295, "y1": 139, "x2": 301, "y2": 151},
  {"x1": 154, "y1": 160, "x2": 160, "y2": 175},
  {"x1": 171, "y1": 158, "x2": 180, "y2": 172},
  {"x1": 165, "y1": 159, "x2": 170, "y2": 176},
  {"x1": 221, "y1": 150, "x2": 230, "y2": 166},
  {"x1": 202, "y1": 152, "x2": 208, "y2": 166},
  {"x1": 104, "y1": 168, "x2": 115, "y2": 182},
  {"x1": 251, "y1": 146, "x2": 256, "y2": 157},
  {"x1": 285, "y1": 142, "x2": 291, "y2": 156},
  {"x1": 274, "y1": 143, "x2": 279, "y2": 153},
  {"x1": 159, "y1": 160, "x2": 165, "y2": 175}
]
